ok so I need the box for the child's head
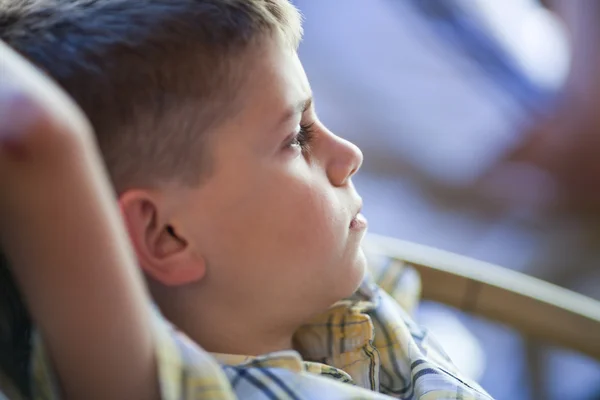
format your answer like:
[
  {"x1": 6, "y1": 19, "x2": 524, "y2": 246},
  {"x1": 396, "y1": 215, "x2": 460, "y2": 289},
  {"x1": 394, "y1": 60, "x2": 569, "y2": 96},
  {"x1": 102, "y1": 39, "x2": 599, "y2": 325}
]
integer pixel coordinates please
[{"x1": 1, "y1": 0, "x2": 367, "y2": 353}]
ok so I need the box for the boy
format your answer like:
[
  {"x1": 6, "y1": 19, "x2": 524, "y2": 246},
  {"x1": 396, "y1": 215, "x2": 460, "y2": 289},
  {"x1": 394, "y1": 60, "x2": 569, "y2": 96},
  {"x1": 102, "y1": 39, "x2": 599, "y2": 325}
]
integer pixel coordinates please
[{"x1": 0, "y1": 1, "x2": 492, "y2": 398}]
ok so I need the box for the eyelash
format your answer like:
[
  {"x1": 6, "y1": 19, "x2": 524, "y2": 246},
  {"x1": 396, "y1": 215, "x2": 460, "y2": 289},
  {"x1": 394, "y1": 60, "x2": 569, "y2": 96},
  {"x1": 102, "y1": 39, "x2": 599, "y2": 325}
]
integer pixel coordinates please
[{"x1": 288, "y1": 122, "x2": 316, "y2": 153}]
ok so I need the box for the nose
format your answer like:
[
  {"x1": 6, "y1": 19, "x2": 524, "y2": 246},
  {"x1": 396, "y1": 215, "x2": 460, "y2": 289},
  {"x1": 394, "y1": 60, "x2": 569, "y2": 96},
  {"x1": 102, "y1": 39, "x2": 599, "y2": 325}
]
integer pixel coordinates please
[{"x1": 325, "y1": 134, "x2": 363, "y2": 187}]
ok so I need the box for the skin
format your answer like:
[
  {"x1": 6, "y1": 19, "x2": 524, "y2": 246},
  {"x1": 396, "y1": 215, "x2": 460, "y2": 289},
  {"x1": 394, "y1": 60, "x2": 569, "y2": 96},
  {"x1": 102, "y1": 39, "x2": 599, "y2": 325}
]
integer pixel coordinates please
[
  {"x1": 119, "y1": 35, "x2": 368, "y2": 356},
  {"x1": 0, "y1": 40, "x2": 158, "y2": 400}
]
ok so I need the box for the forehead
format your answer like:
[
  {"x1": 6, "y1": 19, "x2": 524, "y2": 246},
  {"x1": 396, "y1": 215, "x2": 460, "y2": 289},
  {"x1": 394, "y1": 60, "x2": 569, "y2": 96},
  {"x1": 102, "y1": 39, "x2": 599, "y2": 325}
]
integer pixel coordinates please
[
  {"x1": 205, "y1": 38, "x2": 311, "y2": 158},
  {"x1": 240, "y1": 38, "x2": 311, "y2": 118}
]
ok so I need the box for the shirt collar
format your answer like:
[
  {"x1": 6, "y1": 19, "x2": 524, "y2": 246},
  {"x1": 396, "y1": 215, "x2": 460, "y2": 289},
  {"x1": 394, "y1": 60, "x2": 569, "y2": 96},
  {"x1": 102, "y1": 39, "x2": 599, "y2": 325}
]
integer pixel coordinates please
[
  {"x1": 212, "y1": 297, "x2": 377, "y2": 367},
  {"x1": 211, "y1": 350, "x2": 305, "y2": 373}
]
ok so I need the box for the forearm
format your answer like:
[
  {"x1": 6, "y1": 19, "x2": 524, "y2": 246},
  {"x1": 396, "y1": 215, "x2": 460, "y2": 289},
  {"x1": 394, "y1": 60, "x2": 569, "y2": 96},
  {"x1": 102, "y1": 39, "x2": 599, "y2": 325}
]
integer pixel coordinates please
[{"x1": 0, "y1": 41, "x2": 159, "y2": 400}]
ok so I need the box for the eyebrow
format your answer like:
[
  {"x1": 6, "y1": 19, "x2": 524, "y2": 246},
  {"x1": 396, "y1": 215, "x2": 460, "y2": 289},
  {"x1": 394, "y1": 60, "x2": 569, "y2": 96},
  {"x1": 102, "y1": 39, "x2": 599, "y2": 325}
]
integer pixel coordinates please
[{"x1": 276, "y1": 97, "x2": 313, "y2": 128}]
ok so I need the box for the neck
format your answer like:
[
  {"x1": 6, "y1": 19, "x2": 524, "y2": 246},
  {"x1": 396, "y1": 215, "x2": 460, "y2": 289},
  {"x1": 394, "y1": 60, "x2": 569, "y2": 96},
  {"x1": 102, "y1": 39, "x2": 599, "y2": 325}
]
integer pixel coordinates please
[
  {"x1": 151, "y1": 284, "x2": 298, "y2": 356},
  {"x1": 183, "y1": 319, "x2": 294, "y2": 356}
]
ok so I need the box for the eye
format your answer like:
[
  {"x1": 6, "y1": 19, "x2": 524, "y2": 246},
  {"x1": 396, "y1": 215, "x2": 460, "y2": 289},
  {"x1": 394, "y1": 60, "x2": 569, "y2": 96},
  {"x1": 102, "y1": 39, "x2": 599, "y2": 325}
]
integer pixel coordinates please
[{"x1": 286, "y1": 122, "x2": 315, "y2": 153}]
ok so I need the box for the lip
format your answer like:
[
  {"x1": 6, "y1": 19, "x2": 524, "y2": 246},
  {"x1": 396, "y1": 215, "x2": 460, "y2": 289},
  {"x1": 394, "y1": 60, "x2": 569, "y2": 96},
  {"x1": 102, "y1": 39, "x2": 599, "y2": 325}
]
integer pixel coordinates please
[{"x1": 349, "y1": 212, "x2": 368, "y2": 231}]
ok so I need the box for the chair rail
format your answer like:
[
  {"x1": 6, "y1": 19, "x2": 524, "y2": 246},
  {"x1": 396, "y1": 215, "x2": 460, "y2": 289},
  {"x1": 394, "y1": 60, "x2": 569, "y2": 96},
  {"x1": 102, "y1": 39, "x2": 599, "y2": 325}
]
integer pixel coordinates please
[{"x1": 364, "y1": 234, "x2": 600, "y2": 360}]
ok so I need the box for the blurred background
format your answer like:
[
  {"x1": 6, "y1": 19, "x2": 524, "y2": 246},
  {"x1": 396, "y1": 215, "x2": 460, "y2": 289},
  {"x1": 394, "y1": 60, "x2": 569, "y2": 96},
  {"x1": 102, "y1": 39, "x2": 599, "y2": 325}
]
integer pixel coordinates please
[{"x1": 294, "y1": 1, "x2": 600, "y2": 399}]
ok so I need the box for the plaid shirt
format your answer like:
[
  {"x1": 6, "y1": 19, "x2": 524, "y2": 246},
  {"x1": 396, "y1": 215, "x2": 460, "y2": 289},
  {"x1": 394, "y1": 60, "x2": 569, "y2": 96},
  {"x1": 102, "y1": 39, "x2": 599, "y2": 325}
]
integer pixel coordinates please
[{"x1": 30, "y1": 253, "x2": 493, "y2": 400}]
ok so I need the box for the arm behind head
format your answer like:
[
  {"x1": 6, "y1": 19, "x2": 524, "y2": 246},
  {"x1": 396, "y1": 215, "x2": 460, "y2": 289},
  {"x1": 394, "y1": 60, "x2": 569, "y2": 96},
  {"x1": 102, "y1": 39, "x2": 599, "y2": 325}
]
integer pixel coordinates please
[{"x1": 0, "y1": 39, "x2": 159, "y2": 400}]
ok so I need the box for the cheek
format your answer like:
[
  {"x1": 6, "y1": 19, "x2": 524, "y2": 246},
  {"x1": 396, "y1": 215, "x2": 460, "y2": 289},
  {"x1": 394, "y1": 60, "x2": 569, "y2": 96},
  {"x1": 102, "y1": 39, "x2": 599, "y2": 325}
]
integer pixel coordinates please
[
  {"x1": 186, "y1": 169, "x2": 364, "y2": 309},
  {"x1": 289, "y1": 193, "x2": 344, "y2": 255},
  {"x1": 220, "y1": 175, "x2": 344, "y2": 268},
  {"x1": 255, "y1": 183, "x2": 349, "y2": 285}
]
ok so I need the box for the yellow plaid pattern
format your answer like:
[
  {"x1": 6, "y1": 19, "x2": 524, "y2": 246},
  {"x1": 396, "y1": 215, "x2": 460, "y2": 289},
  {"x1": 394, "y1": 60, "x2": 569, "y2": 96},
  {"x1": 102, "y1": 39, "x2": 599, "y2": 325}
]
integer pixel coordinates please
[{"x1": 29, "y1": 254, "x2": 493, "y2": 400}]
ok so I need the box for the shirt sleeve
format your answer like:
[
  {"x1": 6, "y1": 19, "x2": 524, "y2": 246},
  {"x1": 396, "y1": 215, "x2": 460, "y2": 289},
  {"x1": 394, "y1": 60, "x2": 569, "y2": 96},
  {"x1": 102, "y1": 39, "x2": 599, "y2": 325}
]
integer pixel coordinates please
[{"x1": 29, "y1": 310, "x2": 236, "y2": 400}]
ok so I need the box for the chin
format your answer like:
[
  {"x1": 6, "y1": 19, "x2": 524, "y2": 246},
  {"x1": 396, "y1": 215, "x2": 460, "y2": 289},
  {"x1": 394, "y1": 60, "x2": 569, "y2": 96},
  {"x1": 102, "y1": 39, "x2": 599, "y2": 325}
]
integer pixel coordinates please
[{"x1": 341, "y1": 247, "x2": 368, "y2": 297}]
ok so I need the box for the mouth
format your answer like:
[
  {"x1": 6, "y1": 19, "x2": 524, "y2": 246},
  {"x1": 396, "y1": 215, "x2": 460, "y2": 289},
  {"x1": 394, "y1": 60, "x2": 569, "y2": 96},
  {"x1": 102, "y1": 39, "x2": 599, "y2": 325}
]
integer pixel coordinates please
[{"x1": 349, "y1": 202, "x2": 368, "y2": 231}]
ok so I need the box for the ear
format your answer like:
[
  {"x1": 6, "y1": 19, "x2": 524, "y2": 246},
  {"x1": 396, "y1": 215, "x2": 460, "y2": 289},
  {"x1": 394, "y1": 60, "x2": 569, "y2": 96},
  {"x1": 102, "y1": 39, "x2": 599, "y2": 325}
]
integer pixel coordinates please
[{"x1": 118, "y1": 190, "x2": 205, "y2": 286}]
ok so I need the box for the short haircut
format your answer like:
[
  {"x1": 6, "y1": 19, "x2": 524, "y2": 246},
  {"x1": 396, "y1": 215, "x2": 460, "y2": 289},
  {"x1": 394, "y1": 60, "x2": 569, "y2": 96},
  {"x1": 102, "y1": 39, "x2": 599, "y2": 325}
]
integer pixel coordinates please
[{"x1": 0, "y1": 0, "x2": 303, "y2": 192}]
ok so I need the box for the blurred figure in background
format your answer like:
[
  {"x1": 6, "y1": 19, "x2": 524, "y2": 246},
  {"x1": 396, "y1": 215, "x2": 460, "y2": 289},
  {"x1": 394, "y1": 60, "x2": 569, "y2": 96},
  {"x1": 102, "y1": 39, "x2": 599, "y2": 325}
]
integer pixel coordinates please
[
  {"x1": 295, "y1": 0, "x2": 600, "y2": 399},
  {"x1": 493, "y1": 0, "x2": 600, "y2": 213}
]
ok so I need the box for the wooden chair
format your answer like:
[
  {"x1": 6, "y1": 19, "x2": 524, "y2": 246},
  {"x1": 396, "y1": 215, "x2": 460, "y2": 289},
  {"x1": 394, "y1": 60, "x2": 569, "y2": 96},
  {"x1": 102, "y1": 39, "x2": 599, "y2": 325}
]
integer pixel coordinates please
[{"x1": 363, "y1": 233, "x2": 600, "y2": 360}]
